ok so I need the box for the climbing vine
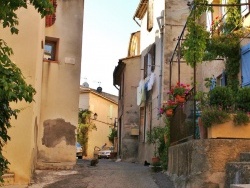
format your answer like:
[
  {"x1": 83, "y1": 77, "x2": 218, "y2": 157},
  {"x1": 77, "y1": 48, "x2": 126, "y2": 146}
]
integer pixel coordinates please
[
  {"x1": 182, "y1": 0, "x2": 243, "y2": 92},
  {"x1": 77, "y1": 109, "x2": 97, "y2": 156}
]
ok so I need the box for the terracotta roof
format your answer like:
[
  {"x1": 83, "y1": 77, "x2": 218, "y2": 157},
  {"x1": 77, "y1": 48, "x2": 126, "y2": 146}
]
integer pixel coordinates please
[{"x1": 133, "y1": 0, "x2": 148, "y2": 20}]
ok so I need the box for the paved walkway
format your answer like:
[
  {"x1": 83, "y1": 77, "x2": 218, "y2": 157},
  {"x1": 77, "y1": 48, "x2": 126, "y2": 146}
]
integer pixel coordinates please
[{"x1": 2, "y1": 159, "x2": 175, "y2": 188}]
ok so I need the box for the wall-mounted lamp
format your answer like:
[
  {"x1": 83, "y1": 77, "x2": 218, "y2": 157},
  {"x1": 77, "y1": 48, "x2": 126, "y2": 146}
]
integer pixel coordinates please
[
  {"x1": 157, "y1": 15, "x2": 164, "y2": 31},
  {"x1": 93, "y1": 113, "x2": 98, "y2": 120}
]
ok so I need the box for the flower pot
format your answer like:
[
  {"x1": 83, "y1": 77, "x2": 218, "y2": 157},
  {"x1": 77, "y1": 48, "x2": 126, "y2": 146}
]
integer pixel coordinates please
[
  {"x1": 175, "y1": 95, "x2": 185, "y2": 103},
  {"x1": 152, "y1": 156, "x2": 160, "y2": 165},
  {"x1": 166, "y1": 109, "x2": 173, "y2": 117}
]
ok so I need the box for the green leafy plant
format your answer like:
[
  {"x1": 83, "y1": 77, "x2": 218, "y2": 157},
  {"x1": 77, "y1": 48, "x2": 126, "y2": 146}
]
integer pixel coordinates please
[
  {"x1": 201, "y1": 107, "x2": 230, "y2": 128},
  {"x1": 209, "y1": 86, "x2": 235, "y2": 111},
  {"x1": 146, "y1": 119, "x2": 170, "y2": 170},
  {"x1": 235, "y1": 87, "x2": 250, "y2": 112},
  {"x1": 77, "y1": 109, "x2": 97, "y2": 156},
  {"x1": 168, "y1": 82, "x2": 190, "y2": 97},
  {"x1": 182, "y1": 0, "x2": 241, "y2": 92},
  {"x1": 233, "y1": 111, "x2": 250, "y2": 126},
  {"x1": 108, "y1": 128, "x2": 117, "y2": 144}
]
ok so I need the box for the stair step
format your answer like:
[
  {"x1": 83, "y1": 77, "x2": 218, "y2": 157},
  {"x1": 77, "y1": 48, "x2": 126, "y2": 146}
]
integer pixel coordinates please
[
  {"x1": 226, "y1": 162, "x2": 250, "y2": 185},
  {"x1": 230, "y1": 185, "x2": 250, "y2": 188},
  {"x1": 240, "y1": 153, "x2": 250, "y2": 162},
  {"x1": 1, "y1": 173, "x2": 15, "y2": 186}
]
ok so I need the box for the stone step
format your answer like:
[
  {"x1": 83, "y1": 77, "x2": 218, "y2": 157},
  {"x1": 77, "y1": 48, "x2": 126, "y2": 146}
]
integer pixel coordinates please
[
  {"x1": 225, "y1": 162, "x2": 250, "y2": 186},
  {"x1": 36, "y1": 161, "x2": 75, "y2": 170},
  {"x1": 240, "y1": 153, "x2": 250, "y2": 162},
  {"x1": 1, "y1": 173, "x2": 15, "y2": 186},
  {"x1": 230, "y1": 185, "x2": 250, "y2": 188}
]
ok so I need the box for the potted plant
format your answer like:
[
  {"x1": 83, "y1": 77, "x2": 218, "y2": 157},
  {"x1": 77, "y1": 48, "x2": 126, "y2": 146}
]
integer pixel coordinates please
[
  {"x1": 168, "y1": 82, "x2": 190, "y2": 103},
  {"x1": 159, "y1": 100, "x2": 177, "y2": 117},
  {"x1": 209, "y1": 86, "x2": 234, "y2": 111},
  {"x1": 146, "y1": 126, "x2": 165, "y2": 165}
]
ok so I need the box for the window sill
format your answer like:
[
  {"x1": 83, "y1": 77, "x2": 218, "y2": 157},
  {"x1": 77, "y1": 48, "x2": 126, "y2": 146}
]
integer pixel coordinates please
[{"x1": 43, "y1": 59, "x2": 59, "y2": 63}]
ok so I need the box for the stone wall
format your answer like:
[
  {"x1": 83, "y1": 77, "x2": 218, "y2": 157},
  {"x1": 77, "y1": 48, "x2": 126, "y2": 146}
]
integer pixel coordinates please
[{"x1": 168, "y1": 139, "x2": 250, "y2": 187}]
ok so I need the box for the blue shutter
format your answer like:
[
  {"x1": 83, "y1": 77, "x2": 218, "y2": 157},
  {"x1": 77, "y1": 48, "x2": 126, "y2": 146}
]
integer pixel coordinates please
[
  {"x1": 221, "y1": 71, "x2": 226, "y2": 86},
  {"x1": 241, "y1": 43, "x2": 250, "y2": 87}
]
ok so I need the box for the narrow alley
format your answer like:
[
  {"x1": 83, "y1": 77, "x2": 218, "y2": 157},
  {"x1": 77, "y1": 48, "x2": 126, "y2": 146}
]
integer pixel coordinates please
[{"x1": 25, "y1": 159, "x2": 175, "y2": 188}]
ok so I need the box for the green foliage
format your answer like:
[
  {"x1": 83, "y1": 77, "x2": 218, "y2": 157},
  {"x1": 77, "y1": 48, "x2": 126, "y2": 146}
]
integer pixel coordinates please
[
  {"x1": 233, "y1": 111, "x2": 250, "y2": 126},
  {"x1": 146, "y1": 119, "x2": 170, "y2": 170},
  {"x1": 77, "y1": 109, "x2": 97, "y2": 156},
  {"x1": 201, "y1": 107, "x2": 230, "y2": 127},
  {"x1": 183, "y1": 0, "x2": 241, "y2": 91},
  {"x1": 182, "y1": 0, "x2": 211, "y2": 67},
  {"x1": 209, "y1": 86, "x2": 235, "y2": 111},
  {"x1": 0, "y1": 0, "x2": 53, "y2": 34},
  {"x1": 223, "y1": 0, "x2": 242, "y2": 33},
  {"x1": 108, "y1": 128, "x2": 117, "y2": 144},
  {"x1": 235, "y1": 87, "x2": 250, "y2": 112}
]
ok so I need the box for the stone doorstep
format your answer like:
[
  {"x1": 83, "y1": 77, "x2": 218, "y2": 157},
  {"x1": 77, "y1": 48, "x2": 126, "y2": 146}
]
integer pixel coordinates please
[
  {"x1": 36, "y1": 161, "x2": 76, "y2": 170},
  {"x1": 230, "y1": 184, "x2": 250, "y2": 188},
  {"x1": 240, "y1": 153, "x2": 250, "y2": 162},
  {"x1": 1, "y1": 173, "x2": 15, "y2": 186}
]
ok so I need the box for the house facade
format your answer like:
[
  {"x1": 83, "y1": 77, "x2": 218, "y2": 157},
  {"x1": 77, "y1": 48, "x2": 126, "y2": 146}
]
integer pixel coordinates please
[
  {"x1": 79, "y1": 85, "x2": 118, "y2": 159},
  {"x1": 1, "y1": 0, "x2": 84, "y2": 185},
  {"x1": 113, "y1": 31, "x2": 141, "y2": 162},
  {"x1": 135, "y1": 0, "x2": 195, "y2": 164}
]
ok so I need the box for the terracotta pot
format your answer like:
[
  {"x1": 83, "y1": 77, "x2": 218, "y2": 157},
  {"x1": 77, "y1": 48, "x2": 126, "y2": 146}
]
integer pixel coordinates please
[
  {"x1": 152, "y1": 156, "x2": 160, "y2": 165},
  {"x1": 175, "y1": 95, "x2": 185, "y2": 103},
  {"x1": 166, "y1": 109, "x2": 173, "y2": 117}
]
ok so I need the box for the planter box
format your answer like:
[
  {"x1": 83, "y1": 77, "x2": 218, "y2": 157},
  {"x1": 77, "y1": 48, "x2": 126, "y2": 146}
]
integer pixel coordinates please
[{"x1": 208, "y1": 120, "x2": 250, "y2": 139}]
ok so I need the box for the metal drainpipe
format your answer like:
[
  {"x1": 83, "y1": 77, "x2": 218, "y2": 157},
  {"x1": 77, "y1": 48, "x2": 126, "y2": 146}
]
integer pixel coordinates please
[{"x1": 157, "y1": 16, "x2": 164, "y2": 119}]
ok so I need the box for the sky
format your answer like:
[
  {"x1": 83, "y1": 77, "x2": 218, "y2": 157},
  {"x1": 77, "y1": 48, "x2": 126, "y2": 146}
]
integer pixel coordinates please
[{"x1": 80, "y1": 0, "x2": 140, "y2": 96}]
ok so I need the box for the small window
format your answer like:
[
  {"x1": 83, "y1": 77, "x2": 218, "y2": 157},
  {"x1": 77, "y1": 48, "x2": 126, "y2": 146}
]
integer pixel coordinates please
[
  {"x1": 44, "y1": 37, "x2": 59, "y2": 62},
  {"x1": 241, "y1": 0, "x2": 250, "y2": 17}
]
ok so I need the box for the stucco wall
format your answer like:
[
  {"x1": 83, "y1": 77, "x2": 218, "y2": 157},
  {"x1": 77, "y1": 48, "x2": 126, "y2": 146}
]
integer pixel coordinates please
[
  {"x1": 168, "y1": 139, "x2": 250, "y2": 187},
  {"x1": 1, "y1": 5, "x2": 45, "y2": 183},
  {"x1": 38, "y1": 0, "x2": 84, "y2": 165},
  {"x1": 163, "y1": 0, "x2": 192, "y2": 101}
]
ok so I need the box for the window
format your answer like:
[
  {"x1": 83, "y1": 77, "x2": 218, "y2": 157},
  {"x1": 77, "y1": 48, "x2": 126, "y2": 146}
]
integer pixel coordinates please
[
  {"x1": 44, "y1": 37, "x2": 59, "y2": 62},
  {"x1": 241, "y1": 43, "x2": 250, "y2": 87},
  {"x1": 206, "y1": 0, "x2": 224, "y2": 33},
  {"x1": 241, "y1": 0, "x2": 250, "y2": 17},
  {"x1": 216, "y1": 71, "x2": 227, "y2": 86},
  {"x1": 143, "y1": 44, "x2": 155, "y2": 78}
]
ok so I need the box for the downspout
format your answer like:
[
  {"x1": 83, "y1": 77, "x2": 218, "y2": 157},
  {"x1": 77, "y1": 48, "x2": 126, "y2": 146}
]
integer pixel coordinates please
[{"x1": 157, "y1": 13, "x2": 164, "y2": 119}]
